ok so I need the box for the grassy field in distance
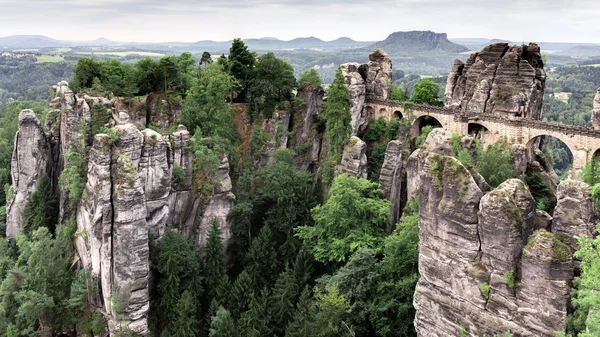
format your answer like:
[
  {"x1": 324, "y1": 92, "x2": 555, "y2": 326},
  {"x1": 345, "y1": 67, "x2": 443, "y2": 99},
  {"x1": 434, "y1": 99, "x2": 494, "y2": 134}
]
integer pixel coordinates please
[
  {"x1": 36, "y1": 55, "x2": 65, "y2": 63},
  {"x1": 75, "y1": 51, "x2": 165, "y2": 57}
]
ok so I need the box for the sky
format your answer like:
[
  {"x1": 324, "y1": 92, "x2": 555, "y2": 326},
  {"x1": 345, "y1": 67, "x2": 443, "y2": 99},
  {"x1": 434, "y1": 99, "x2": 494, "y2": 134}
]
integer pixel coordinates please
[{"x1": 1, "y1": 0, "x2": 599, "y2": 43}]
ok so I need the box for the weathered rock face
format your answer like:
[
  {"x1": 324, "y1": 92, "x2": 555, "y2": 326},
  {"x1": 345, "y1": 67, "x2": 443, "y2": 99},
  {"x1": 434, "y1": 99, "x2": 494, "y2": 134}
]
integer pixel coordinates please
[
  {"x1": 6, "y1": 110, "x2": 50, "y2": 238},
  {"x1": 293, "y1": 85, "x2": 325, "y2": 172},
  {"x1": 338, "y1": 137, "x2": 368, "y2": 179},
  {"x1": 340, "y1": 49, "x2": 393, "y2": 136},
  {"x1": 196, "y1": 156, "x2": 235, "y2": 253},
  {"x1": 75, "y1": 119, "x2": 150, "y2": 335},
  {"x1": 593, "y1": 88, "x2": 600, "y2": 130},
  {"x1": 378, "y1": 140, "x2": 406, "y2": 229},
  {"x1": 552, "y1": 179, "x2": 598, "y2": 238},
  {"x1": 260, "y1": 111, "x2": 291, "y2": 166},
  {"x1": 413, "y1": 131, "x2": 578, "y2": 337},
  {"x1": 364, "y1": 49, "x2": 392, "y2": 100},
  {"x1": 340, "y1": 63, "x2": 368, "y2": 136},
  {"x1": 445, "y1": 42, "x2": 546, "y2": 120}
]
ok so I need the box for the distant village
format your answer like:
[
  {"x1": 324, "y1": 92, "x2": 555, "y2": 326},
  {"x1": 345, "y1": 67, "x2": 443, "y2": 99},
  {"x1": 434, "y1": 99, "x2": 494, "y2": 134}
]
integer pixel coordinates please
[{"x1": 0, "y1": 50, "x2": 63, "y2": 58}]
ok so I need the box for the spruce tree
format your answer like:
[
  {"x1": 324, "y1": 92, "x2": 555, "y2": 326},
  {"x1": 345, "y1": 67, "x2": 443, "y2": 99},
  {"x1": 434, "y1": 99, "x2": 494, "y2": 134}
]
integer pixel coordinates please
[
  {"x1": 23, "y1": 174, "x2": 58, "y2": 236},
  {"x1": 245, "y1": 225, "x2": 278, "y2": 289},
  {"x1": 204, "y1": 218, "x2": 225, "y2": 300},
  {"x1": 228, "y1": 270, "x2": 252, "y2": 319},
  {"x1": 284, "y1": 287, "x2": 316, "y2": 337},
  {"x1": 209, "y1": 306, "x2": 237, "y2": 337},
  {"x1": 171, "y1": 290, "x2": 198, "y2": 337},
  {"x1": 323, "y1": 67, "x2": 352, "y2": 159},
  {"x1": 269, "y1": 266, "x2": 299, "y2": 335},
  {"x1": 239, "y1": 289, "x2": 270, "y2": 337}
]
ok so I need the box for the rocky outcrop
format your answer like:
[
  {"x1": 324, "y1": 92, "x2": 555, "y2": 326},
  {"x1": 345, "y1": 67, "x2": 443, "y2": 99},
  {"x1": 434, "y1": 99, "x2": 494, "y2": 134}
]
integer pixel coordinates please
[
  {"x1": 413, "y1": 131, "x2": 577, "y2": 337},
  {"x1": 552, "y1": 179, "x2": 598, "y2": 238},
  {"x1": 364, "y1": 49, "x2": 392, "y2": 100},
  {"x1": 293, "y1": 85, "x2": 325, "y2": 172},
  {"x1": 593, "y1": 88, "x2": 600, "y2": 130},
  {"x1": 445, "y1": 42, "x2": 546, "y2": 120},
  {"x1": 340, "y1": 49, "x2": 393, "y2": 136},
  {"x1": 75, "y1": 118, "x2": 150, "y2": 335},
  {"x1": 196, "y1": 156, "x2": 235, "y2": 252},
  {"x1": 6, "y1": 110, "x2": 50, "y2": 238},
  {"x1": 340, "y1": 63, "x2": 368, "y2": 136},
  {"x1": 260, "y1": 111, "x2": 290, "y2": 166},
  {"x1": 378, "y1": 140, "x2": 406, "y2": 229},
  {"x1": 338, "y1": 137, "x2": 367, "y2": 179}
]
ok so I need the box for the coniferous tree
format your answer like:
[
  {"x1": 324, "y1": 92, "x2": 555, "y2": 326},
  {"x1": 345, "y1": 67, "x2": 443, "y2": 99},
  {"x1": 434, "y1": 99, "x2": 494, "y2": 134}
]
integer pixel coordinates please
[
  {"x1": 23, "y1": 174, "x2": 58, "y2": 236},
  {"x1": 171, "y1": 290, "x2": 199, "y2": 337},
  {"x1": 323, "y1": 67, "x2": 352, "y2": 159},
  {"x1": 239, "y1": 289, "x2": 270, "y2": 337},
  {"x1": 245, "y1": 225, "x2": 278, "y2": 289},
  {"x1": 228, "y1": 270, "x2": 252, "y2": 319},
  {"x1": 204, "y1": 218, "x2": 225, "y2": 300},
  {"x1": 209, "y1": 307, "x2": 237, "y2": 337},
  {"x1": 284, "y1": 287, "x2": 316, "y2": 337},
  {"x1": 228, "y1": 38, "x2": 256, "y2": 101},
  {"x1": 269, "y1": 266, "x2": 299, "y2": 335}
]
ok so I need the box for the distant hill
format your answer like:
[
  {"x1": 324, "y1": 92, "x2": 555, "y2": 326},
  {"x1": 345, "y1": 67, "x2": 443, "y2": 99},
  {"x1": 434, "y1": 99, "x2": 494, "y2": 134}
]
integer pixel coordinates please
[
  {"x1": 555, "y1": 45, "x2": 600, "y2": 57},
  {"x1": 364, "y1": 31, "x2": 469, "y2": 54},
  {"x1": 0, "y1": 35, "x2": 64, "y2": 49}
]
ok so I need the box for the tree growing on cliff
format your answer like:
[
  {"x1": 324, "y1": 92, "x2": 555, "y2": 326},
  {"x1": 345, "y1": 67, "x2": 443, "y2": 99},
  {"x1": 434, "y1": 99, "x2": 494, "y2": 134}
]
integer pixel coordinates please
[
  {"x1": 248, "y1": 52, "x2": 296, "y2": 118},
  {"x1": 204, "y1": 218, "x2": 225, "y2": 301},
  {"x1": 228, "y1": 38, "x2": 256, "y2": 101},
  {"x1": 297, "y1": 69, "x2": 323, "y2": 89},
  {"x1": 323, "y1": 68, "x2": 352, "y2": 159}
]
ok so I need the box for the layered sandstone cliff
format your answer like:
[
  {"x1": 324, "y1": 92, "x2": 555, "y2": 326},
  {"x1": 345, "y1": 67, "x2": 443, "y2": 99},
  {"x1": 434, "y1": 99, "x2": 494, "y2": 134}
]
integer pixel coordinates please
[{"x1": 445, "y1": 42, "x2": 546, "y2": 120}]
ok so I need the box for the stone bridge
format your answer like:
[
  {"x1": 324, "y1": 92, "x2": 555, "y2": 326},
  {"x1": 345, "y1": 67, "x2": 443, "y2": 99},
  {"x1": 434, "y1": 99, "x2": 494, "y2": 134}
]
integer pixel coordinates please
[{"x1": 366, "y1": 97, "x2": 600, "y2": 176}]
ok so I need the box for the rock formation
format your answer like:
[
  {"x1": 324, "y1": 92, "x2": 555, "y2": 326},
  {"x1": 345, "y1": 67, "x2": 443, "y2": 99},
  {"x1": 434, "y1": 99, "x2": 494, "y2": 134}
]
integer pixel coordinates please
[
  {"x1": 6, "y1": 110, "x2": 50, "y2": 238},
  {"x1": 445, "y1": 42, "x2": 546, "y2": 120},
  {"x1": 9, "y1": 81, "x2": 236, "y2": 336},
  {"x1": 293, "y1": 85, "x2": 325, "y2": 172},
  {"x1": 338, "y1": 136, "x2": 368, "y2": 179},
  {"x1": 412, "y1": 131, "x2": 578, "y2": 337},
  {"x1": 552, "y1": 179, "x2": 598, "y2": 238},
  {"x1": 378, "y1": 140, "x2": 406, "y2": 228},
  {"x1": 593, "y1": 88, "x2": 600, "y2": 130},
  {"x1": 340, "y1": 49, "x2": 393, "y2": 136}
]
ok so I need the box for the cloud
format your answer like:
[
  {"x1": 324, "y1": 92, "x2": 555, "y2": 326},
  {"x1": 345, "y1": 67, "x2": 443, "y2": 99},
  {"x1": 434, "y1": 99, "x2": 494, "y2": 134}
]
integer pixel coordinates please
[{"x1": 0, "y1": 0, "x2": 599, "y2": 43}]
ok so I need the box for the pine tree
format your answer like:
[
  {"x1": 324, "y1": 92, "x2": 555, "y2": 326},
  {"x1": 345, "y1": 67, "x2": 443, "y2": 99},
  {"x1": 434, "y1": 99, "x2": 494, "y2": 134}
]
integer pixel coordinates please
[
  {"x1": 269, "y1": 266, "x2": 299, "y2": 335},
  {"x1": 204, "y1": 218, "x2": 225, "y2": 300},
  {"x1": 23, "y1": 174, "x2": 58, "y2": 236},
  {"x1": 284, "y1": 287, "x2": 316, "y2": 337},
  {"x1": 171, "y1": 290, "x2": 198, "y2": 337},
  {"x1": 323, "y1": 67, "x2": 352, "y2": 159},
  {"x1": 245, "y1": 225, "x2": 278, "y2": 289},
  {"x1": 228, "y1": 270, "x2": 252, "y2": 319},
  {"x1": 239, "y1": 289, "x2": 270, "y2": 337},
  {"x1": 209, "y1": 306, "x2": 237, "y2": 337}
]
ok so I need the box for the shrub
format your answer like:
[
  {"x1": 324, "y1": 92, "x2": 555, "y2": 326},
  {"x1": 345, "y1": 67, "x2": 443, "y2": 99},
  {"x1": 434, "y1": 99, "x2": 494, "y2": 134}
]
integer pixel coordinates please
[
  {"x1": 479, "y1": 282, "x2": 491, "y2": 299},
  {"x1": 503, "y1": 269, "x2": 517, "y2": 289},
  {"x1": 173, "y1": 163, "x2": 186, "y2": 181}
]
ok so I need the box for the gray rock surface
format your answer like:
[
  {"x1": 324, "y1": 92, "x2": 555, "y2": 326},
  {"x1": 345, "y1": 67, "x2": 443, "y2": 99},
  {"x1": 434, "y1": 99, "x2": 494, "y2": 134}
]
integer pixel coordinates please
[
  {"x1": 294, "y1": 85, "x2": 325, "y2": 172},
  {"x1": 552, "y1": 179, "x2": 598, "y2": 238},
  {"x1": 593, "y1": 88, "x2": 600, "y2": 130},
  {"x1": 338, "y1": 137, "x2": 368, "y2": 179},
  {"x1": 340, "y1": 63, "x2": 368, "y2": 136},
  {"x1": 6, "y1": 110, "x2": 49, "y2": 238},
  {"x1": 445, "y1": 42, "x2": 545, "y2": 120},
  {"x1": 378, "y1": 140, "x2": 406, "y2": 229},
  {"x1": 364, "y1": 49, "x2": 392, "y2": 100}
]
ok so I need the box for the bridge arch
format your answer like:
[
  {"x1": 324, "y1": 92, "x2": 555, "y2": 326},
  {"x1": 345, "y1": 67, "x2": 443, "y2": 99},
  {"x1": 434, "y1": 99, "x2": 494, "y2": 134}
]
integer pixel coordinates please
[
  {"x1": 411, "y1": 115, "x2": 443, "y2": 140},
  {"x1": 468, "y1": 122, "x2": 489, "y2": 137},
  {"x1": 526, "y1": 134, "x2": 575, "y2": 178},
  {"x1": 393, "y1": 110, "x2": 403, "y2": 120}
]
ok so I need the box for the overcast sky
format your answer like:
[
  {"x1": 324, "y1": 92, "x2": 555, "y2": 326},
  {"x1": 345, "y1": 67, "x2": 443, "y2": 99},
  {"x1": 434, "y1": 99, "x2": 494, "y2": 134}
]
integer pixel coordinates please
[{"x1": 1, "y1": 0, "x2": 599, "y2": 43}]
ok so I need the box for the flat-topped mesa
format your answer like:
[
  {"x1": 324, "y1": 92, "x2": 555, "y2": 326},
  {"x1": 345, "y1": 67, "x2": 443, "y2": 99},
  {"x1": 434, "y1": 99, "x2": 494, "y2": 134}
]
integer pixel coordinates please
[{"x1": 445, "y1": 42, "x2": 546, "y2": 120}]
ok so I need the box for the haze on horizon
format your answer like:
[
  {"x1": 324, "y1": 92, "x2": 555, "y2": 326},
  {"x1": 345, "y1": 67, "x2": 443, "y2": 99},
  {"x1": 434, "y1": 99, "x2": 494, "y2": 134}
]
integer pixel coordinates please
[{"x1": 1, "y1": 0, "x2": 599, "y2": 43}]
